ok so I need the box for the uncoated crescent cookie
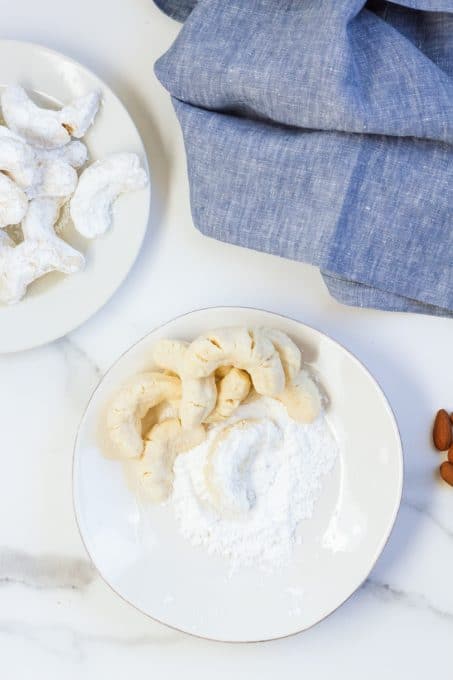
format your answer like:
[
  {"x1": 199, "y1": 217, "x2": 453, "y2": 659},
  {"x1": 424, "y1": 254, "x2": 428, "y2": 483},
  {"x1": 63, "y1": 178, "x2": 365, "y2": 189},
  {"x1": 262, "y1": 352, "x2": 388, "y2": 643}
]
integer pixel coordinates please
[
  {"x1": 106, "y1": 371, "x2": 181, "y2": 459},
  {"x1": 183, "y1": 327, "x2": 286, "y2": 396},
  {"x1": 152, "y1": 338, "x2": 217, "y2": 428}
]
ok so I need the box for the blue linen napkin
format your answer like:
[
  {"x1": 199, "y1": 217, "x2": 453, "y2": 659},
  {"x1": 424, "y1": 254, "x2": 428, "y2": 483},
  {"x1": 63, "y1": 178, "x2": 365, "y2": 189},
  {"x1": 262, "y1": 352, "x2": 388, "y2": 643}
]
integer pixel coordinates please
[{"x1": 154, "y1": 0, "x2": 453, "y2": 316}]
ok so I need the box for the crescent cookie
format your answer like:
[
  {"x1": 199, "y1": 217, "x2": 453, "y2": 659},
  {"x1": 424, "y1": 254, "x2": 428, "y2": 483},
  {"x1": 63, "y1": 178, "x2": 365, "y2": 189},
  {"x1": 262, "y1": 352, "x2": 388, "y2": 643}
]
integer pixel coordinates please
[
  {"x1": 136, "y1": 419, "x2": 206, "y2": 503},
  {"x1": 152, "y1": 338, "x2": 217, "y2": 428},
  {"x1": 184, "y1": 327, "x2": 285, "y2": 397},
  {"x1": 276, "y1": 369, "x2": 322, "y2": 423},
  {"x1": 106, "y1": 372, "x2": 181, "y2": 459}
]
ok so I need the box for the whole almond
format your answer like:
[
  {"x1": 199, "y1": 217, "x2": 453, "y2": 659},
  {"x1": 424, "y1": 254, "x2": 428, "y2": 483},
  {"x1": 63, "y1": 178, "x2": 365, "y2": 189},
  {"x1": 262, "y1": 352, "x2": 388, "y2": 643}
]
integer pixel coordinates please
[
  {"x1": 440, "y1": 461, "x2": 453, "y2": 487},
  {"x1": 448, "y1": 446, "x2": 453, "y2": 464},
  {"x1": 433, "y1": 409, "x2": 452, "y2": 451}
]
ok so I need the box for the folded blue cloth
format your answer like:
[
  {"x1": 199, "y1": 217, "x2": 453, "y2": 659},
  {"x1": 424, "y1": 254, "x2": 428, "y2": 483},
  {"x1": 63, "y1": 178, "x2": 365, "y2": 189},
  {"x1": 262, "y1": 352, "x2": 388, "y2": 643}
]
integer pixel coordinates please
[{"x1": 154, "y1": 0, "x2": 453, "y2": 316}]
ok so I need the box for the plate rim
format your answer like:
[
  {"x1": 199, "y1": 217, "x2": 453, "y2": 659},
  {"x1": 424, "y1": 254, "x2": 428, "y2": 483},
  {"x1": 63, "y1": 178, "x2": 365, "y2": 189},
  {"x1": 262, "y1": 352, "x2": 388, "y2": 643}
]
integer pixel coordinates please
[
  {"x1": 0, "y1": 38, "x2": 151, "y2": 353},
  {"x1": 72, "y1": 305, "x2": 404, "y2": 643}
]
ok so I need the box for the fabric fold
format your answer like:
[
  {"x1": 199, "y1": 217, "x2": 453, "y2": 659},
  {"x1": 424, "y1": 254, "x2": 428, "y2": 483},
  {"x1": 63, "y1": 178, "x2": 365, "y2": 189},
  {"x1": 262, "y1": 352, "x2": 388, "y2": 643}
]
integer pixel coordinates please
[
  {"x1": 157, "y1": 1, "x2": 453, "y2": 142},
  {"x1": 154, "y1": 0, "x2": 453, "y2": 315},
  {"x1": 154, "y1": 0, "x2": 196, "y2": 22}
]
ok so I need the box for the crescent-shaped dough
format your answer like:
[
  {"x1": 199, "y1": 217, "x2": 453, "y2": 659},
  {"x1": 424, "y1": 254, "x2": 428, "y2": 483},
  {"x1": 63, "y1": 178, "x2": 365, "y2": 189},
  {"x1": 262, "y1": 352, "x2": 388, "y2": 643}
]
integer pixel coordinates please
[
  {"x1": 106, "y1": 372, "x2": 181, "y2": 459},
  {"x1": 259, "y1": 328, "x2": 302, "y2": 382},
  {"x1": 140, "y1": 398, "x2": 181, "y2": 439},
  {"x1": 206, "y1": 367, "x2": 251, "y2": 423},
  {"x1": 152, "y1": 338, "x2": 217, "y2": 428},
  {"x1": 184, "y1": 327, "x2": 285, "y2": 396},
  {"x1": 276, "y1": 369, "x2": 322, "y2": 423},
  {"x1": 180, "y1": 374, "x2": 217, "y2": 429},
  {"x1": 137, "y1": 418, "x2": 205, "y2": 503}
]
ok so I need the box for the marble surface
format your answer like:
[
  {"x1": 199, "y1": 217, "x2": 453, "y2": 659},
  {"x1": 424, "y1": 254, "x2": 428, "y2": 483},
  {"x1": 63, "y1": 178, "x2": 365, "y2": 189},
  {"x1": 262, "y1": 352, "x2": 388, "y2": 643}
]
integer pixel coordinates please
[{"x1": 0, "y1": 1, "x2": 452, "y2": 677}]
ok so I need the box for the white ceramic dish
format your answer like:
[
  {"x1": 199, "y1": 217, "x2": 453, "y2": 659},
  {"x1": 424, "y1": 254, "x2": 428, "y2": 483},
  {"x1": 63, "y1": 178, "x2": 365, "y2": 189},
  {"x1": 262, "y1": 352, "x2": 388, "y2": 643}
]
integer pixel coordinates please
[
  {"x1": 73, "y1": 307, "x2": 403, "y2": 642},
  {"x1": 0, "y1": 40, "x2": 150, "y2": 353}
]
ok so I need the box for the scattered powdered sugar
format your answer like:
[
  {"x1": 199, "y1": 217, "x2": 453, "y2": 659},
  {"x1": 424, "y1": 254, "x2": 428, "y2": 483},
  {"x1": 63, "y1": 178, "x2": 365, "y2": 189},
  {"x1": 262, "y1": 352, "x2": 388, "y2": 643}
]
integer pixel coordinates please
[{"x1": 171, "y1": 397, "x2": 338, "y2": 573}]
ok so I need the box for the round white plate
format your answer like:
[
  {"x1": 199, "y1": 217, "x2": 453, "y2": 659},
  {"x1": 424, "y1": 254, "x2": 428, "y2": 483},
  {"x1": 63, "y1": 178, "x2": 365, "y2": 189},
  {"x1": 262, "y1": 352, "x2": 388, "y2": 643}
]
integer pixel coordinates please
[
  {"x1": 73, "y1": 307, "x2": 403, "y2": 642},
  {"x1": 0, "y1": 40, "x2": 150, "y2": 353}
]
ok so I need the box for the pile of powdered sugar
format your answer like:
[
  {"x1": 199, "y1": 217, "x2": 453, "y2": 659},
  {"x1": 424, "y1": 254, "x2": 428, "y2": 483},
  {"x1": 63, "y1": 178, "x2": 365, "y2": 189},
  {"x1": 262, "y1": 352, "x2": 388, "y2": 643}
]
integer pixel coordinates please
[{"x1": 171, "y1": 396, "x2": 338, "y2": 573}]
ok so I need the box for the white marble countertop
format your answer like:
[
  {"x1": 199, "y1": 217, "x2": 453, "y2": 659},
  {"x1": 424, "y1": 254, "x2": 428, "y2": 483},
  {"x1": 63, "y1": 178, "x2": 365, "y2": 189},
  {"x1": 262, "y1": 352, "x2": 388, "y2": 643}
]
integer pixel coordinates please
[{"x1": 1, "y1": 1, "x2": 452, "y2": 677}]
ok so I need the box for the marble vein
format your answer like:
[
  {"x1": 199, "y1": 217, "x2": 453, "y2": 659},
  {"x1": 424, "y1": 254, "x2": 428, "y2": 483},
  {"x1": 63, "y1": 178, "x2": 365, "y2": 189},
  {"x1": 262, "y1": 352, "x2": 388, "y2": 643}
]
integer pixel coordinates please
[
  {"x1": 0, "y1": 620, "x2": 181, "y2": 662},
  {"x1": 402, "y1": 498, "x2": 453, "y2": 541},
  {"x1": 58, "y1": 336, "x2": 103, "y2": 380},
  {"x1": 364, "y1": 577, "x2": 453, "y2": 623},
  {"x1": 0, "y1": 548, "x2": 96, "y2": 591}
]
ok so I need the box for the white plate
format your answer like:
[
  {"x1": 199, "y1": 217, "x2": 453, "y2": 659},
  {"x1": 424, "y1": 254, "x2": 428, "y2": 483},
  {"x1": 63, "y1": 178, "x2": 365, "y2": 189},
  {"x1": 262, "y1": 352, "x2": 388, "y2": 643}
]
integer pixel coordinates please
[
  {"x1": 73, "y1": 307, "x2": 403, "y2": 642},
  {"x1": 0, "y1": 40, "x2": 150, "y2": 353}
]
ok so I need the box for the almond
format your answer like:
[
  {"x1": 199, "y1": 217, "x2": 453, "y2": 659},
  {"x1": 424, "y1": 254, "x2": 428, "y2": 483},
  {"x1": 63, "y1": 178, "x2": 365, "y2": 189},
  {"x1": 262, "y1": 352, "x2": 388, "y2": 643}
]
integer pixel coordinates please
[
  {"x1": 450, "y1": 412, "x2": 453, "y2": 425},
  {"x1": 433, "y1": 409, "x2": 452, "y2": 451},
  {"x1": 440, "y1": 461, "x2": 453, "y2": 487},
  {"x1": 448, "y1": 446, "x2": 453, "y2": 465}
]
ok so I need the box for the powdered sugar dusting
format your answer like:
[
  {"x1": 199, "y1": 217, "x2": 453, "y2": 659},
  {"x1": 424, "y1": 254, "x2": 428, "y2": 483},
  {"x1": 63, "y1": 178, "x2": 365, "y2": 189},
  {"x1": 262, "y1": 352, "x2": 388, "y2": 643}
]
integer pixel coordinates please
[{"x1": 171, "y1": 397, "x2": 338, "y2": 573}]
